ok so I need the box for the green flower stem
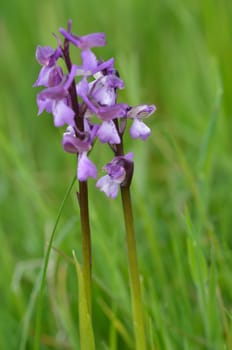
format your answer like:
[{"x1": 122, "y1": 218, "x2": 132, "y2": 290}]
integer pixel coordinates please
[
  {"x1": 120, "y1": 186, "x2": 147, "y2": 350},
  {"x1": 114, "y1": 119, "x2": 146, "y2": 349},
  {"x1": 78, "y1": 180, "x2": 92, "y2": 314}
]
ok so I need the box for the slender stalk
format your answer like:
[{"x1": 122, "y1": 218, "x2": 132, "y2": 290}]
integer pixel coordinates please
[
  {"x1": 63, "y1": 34, "x2": 92, "y2": 312},
  {"x1": 114, "y1": 119, "x2": 146, "y2": 349},
  {"x1": 120, "y1": 186, "x2": 147, "y2": 350},
  {"x1": 78, "y1": 180, "x2": 92, "y2": 313}
]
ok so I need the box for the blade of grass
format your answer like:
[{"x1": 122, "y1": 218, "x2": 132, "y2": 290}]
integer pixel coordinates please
[
  {"x1": 33, "y1": 174, "x2": 76, "y2": 350},
  {"x1": 72, "y1": 250, "x2": 95, "y2": 350}
]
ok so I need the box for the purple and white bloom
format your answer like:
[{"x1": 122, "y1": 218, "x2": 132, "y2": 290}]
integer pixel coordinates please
[
  {"x1": 76, "y1": 73, "x2": 124, "y2": 113},
  {"x1": 36, "y1": 65, "x2": 77, "y2": 127},
  {"x1": 96, "y1": 153, "x2": 134, "y2": 198},
  {"x1": 89, "y1": 73, "x2": 124, "y2": 106},
  {"x1": 127, "y1": 104, "x2": 156, "y2": 141},
  {"x1": 78, "y1": 152, "x2": 97, "y2": 181},
  {"x1": 34, "y1": 21, "x2": 156, "y2": 185},
  {"x1": 77, "y1": 75, "x2": 127, "y2": 144}
]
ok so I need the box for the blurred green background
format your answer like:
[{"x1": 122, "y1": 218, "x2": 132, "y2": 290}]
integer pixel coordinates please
[{"x1": 1, "y1": 0, "x2": 232, "y2": 349}]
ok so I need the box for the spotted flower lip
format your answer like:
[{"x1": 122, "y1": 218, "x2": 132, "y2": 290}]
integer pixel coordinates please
[{"x1": 59, "y1": 29, "x2": 106, "y2": 49}]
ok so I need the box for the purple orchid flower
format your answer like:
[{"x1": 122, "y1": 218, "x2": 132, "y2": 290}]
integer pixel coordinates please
[
  {"x1": 96, "y1": 153, "x2": 134, "y2": 198},
  {"x1": 34, "y1": 21, "x2": 156, "y2": 186},
  {"x1": 127, "y1": 104, "x2": 156, "y2": 141}
]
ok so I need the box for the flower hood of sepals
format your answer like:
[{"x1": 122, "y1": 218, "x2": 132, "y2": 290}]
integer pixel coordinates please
[
  {"x1": 88, "y1": 74, "x2": 124, "y2": 107},
  {"x1": 36, "y1": 65, "x2": 77, "y2": 127},
  {"x1": 34, "y1": 46, "x2": 62, "y2": 87},
  {"x1": 127, "y1": 104, "x2": 156, "y2": 119},
  {"x1": 77, "y1": 77, "x2": 127, "y2": 117},
  {"x1": 35, "y1": 45, "x2": 62, "y2": 66},
  {"x1": 62, "y1": 122, "x2": 99, "y2": 154},
  {"x1": 96, "y1": 153, "x2": 134, "y2": 198},
  {"x1": 38, "y1": 64, "x2": 76, "y2": 100},
  {"x1": 77, "y1": 152, "x2": 97, "y2": 181},
  {"x1": 127, "y1": 104, "x2": 156, "y2": 141}
]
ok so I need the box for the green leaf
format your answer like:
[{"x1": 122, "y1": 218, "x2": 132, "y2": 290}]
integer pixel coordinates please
[{"x1": 73, "y1": 251, "x2": 95, "y2": 350}]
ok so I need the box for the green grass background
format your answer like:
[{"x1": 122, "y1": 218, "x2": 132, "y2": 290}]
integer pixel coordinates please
[{"x1": 1, "y1": 0, "x2": 232, "y2": 349}]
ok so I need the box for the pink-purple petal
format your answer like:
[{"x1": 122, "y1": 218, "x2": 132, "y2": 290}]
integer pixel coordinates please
[
  {"x1": 96, "y1": 175, "x2": 119, "y2": 198},
  {"x1": 35, "y1": 45, "x2": 55, "y2": 65},
  {"x1": 59, "y1": 29, "x2": 106, "y2": 49},
  {"x1": 77, "y1": 153, "x2": 97, "y2": 181},
  {"x1": 130, "y1": 119, "x2": 151, "y2": 140},
  {"x1": 53, "y1": 100, "x2": 75, "y2": 127},
  {"x1": 97, "y1": 121, "x2": 120, "y2": 144}
]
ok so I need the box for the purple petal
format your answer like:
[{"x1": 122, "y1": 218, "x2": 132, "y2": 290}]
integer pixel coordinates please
[
  {"x1": 77, "y1": 78, "x2": 98, "y2": 113},
  {"x1": 59, "y1": 29, "x2": 106, "y2": 49},
  {"x1": 96, "y1": 175, "x2": 119, "y2": 198},
  {"x1": 47, "y1": 66, "x2": 63, "y2": 87},
  {"x1": 104, "y1": 164, "x2": 125, "y2": 182},
  {"x1": 33, "y1": 66, "x2": 53, "y2": 87},
  {"x1": 62, "y1": 133, "x2": 79, "y2": 153},
  {"x1": 130, "y1": 119, "x2": 151, "y2": 140},
  {"x1": 38, "y1": 85, "x2": 67, "y2": 100},
  {"x1": 77, "y1": 33, "x2": 106, "y2": 49},
  {"x1": 90, "y1": 58, "x2": 115, "y2": 75},
  {"x1": 97, "y1": 104, "x2": 128, "y2": 121},
  {"x1": 53, "y1": 100, "x2": 75, "y2": 127},
  {"x1": 63, "y1": 64, "x2": 77, "y2": 90},
  {"x1": 78, "y1": 153, "x2": 97, "y2": 181},
  {"x1": 81, "y1": 49, "x2": 98, "y2": 73},
  {"x1": 76, "y1": 77, "x2": 89, "y2": 96},
  {"x1": 36, "y1": 94, "x2": 53, "y2": 115},
  {"x1": 62, "y1": 126, "x2": 92, "y2": 153},
  {"x1": 124, "y1": 152, "x2": 134, "y2": 161},
  {"x1": 35, "y1": 45, "x2": 55, "y2": 65},
  {"x1": 97, "y1": 121, "x2": 120, "y2": 144}
]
